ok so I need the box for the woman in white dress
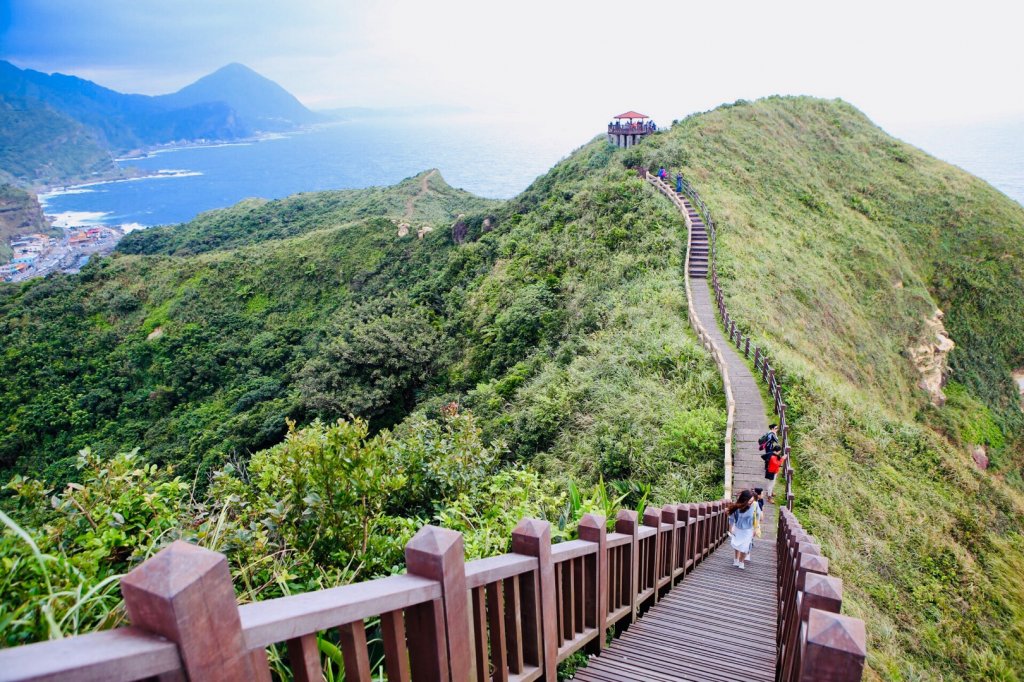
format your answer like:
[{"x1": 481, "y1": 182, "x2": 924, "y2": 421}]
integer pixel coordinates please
[{"x1": 727, "y1": 489, "x2": 757, "y2": 569}]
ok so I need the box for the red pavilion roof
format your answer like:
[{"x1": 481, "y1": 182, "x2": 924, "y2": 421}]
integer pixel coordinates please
[{"x1": 613, "y1": 111, "x2": 649, "y2": 119}]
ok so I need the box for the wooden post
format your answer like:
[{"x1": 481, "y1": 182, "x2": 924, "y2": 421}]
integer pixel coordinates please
[
  {"x1": 120, "y1": 540, "x2": 267, "y2": 681},
  {"x1": 642, "y1": 507, "x2": 661, "y2": 602},
  {"x1": 511, "y1": 519, "x2": 557, "y2": 681},
  {"x1": 797, "y1": 610, "x2": 867, "y2": 682},
  {"x1": 783, "y1": 575, "x2": 844, "y2": 682},
  {"x1": 661, "y1": 505, "x2": 678, "y2": 579},
  {"x1": 405, "y1": 525, "x2": 473, "y2": 682},
  {"x1": 578, "y1": 514, "x2": 607, "y2": 653},
  {"x1": 614, "y1": 510, "x2": 640, "y2": 624},
  {"x1": 675, "y1": 504, "x2": 692, "y2": 575}
]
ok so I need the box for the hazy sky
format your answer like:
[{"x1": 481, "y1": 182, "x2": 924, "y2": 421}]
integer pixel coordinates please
[{"x1": 3, "y1": 0, "x2": 1023, "y2": 132}]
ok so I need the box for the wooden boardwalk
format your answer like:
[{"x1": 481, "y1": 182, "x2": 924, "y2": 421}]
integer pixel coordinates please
[
  {"x1": 572, "y1": 537, "x2": 778, "y2": 682},
  {"x1": 682, "y1": 197, "x2": 774, "y2": 504},
  {"x1": 569, "y1": 180, "x2": 782, "y2": 681}
]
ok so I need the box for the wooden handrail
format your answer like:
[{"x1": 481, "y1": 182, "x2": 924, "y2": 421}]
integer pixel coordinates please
[
  {"x1": 0, "y1": 504, "x2": 731, "y2": 682},
  {"x1": 644, "y1": 172, "x2": 736, "y2": 500},
  {"x1": 646, "y1": 168, "x2": 867, "y2": 681},
  {"x1": 652, "y1": 172, "x2": 795, "y2": 510}
]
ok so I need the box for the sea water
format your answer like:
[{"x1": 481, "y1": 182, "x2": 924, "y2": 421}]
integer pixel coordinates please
[
  {"x1": 38, "y1": 116, "x2": 1024, "y2": 232},
  {"x1": 39, "y1": 116, "x2": 597, "y2": 230}
]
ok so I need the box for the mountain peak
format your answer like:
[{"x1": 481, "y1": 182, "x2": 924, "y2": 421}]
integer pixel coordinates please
[{"x1": 159, "y1": 64, "x2": 319, "y2": 131}]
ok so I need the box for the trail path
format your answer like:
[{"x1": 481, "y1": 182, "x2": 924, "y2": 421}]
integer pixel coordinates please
[{"x1": 403, "y1": 169, "x2": 437, "y2": 221}]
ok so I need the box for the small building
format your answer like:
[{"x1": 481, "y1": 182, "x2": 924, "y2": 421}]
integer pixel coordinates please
[{"x1": 607, "y1": 111, "x2": 656, "y2": 148}]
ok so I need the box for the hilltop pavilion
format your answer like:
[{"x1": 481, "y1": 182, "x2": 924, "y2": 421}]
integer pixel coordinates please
[{"x1": 607, "y1": 111, "x2": 656, "y2": 148}]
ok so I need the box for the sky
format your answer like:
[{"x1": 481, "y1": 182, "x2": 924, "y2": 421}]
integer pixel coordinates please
[{"x1": 3, "y1": 0, "x2": 1024, "y2": 135}]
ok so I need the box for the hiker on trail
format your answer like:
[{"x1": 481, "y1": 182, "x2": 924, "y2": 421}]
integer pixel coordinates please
[
  {"x1": 758, "y1": 424, "x2": 779, "y2": 454},
  {"x1": 764, "y1": 445, "x2": 788, "y2": 504},
  {"x1": 676, "y1": 172, "x2": 683, "y2": 193},
  {"x1": 727, "y1": 489, "x2": 757, "y2": 569},
  {"x1": 658, "y1": 166, "x2": 666, "y2": 181},
  {"x1": 746, "y1": 489, "x2": 765, "y2": 562}
]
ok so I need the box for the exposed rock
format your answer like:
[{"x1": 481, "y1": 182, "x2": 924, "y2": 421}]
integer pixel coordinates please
[
  {"x1": 971, "y1": 445, "x2": 989, "y2": 470},
  {"x1": 417, "y1": 225, "x2": 433, "y2": 239},
  {"x1": 482, "y1": 217, "x2": 494, "y2": 233},
  {"x1": 907, "y1": 308, "x2": 955, "y2": 406},
  {"x1": 451, "y1": 219, "x2": 468, "y2": 244},
  {"x1": 1013, "y1": 368, "x2": 1024, "y2": 411},
  {"x1": 397, "y1": 222, "x2": 410, "y2": 238},
  {"x1": 146, "y1": 326, "x2": 164, "y2": 341}
]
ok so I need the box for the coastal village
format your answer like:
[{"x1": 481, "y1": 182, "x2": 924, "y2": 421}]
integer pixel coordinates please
[
  {"x1": 1, "y1": 225, "x2": 122, "y2": 282},
  {"x1": 0, "y1": 185, "x2": 124, "y2": 282}
]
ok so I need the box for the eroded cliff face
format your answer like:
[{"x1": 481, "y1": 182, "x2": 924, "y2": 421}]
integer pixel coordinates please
[
  {"x1": 0, "y1": 185, "x2": 49, "y2": 236},
  {"x1": 908, "y1": 309, "x2": 955, "y2": 406}
]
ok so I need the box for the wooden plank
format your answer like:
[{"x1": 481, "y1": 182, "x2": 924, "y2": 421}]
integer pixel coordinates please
[
  {"x1": 550, "y1": 539, "x2": 597, "y2": 563},
  {"x1": 487, "y1": 580, "x2": 510, "y2": 682},
  {"x1": 380, "y1": 610, "x2": 411, "y2": 682},
  {"x1": 573, "y1": 542, "x2": 778, "y2": 682},
  {"x1": 503, "y1": 575, "x2": 524, "y2": 674},
  {"x1": 240, "y1": 573, "x2": 440, "y2": 649},
  {"x1": 285, "y1": 633, "x2": 320, "y2": 682},
  {"x1": 404, "y1": 600, "x2": 448, "y2": 682},
  {"x1": 573, "y1": 557, "x2": 584, "y2": 635},
  {"x1": 337, "y1": 621, "x2": 372, "y2": 682},
  {"x1": 465, "y1": 554, "x2": 538, "y2": 590},
  {"x1": 471, "y1": 587, "x2": 488, "y2": 682},
  {"x1": 0, "y1": 627, "x2": 182, "y2": 682}
]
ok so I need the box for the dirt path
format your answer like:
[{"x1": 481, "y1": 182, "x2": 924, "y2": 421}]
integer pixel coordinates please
[{"x1": 403, "y1": 169, "x2": 436, "y2": 221}]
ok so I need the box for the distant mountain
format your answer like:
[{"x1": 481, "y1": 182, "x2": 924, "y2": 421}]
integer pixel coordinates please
[
  {"x1": 0, "y1": 94, "x2": 119, "y2": 189},
  {"x1": 0, "y1": 60, "x2": 250, "y2": 152},
  {"x1": 156, "y1": 63, "x2": 320, "y2": 131},
  {"x1": 0, "y1": 61, "x2": 316, "y2": 187}
]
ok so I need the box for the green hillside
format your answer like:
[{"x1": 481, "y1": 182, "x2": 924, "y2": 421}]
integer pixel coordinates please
[
  {"x1": 118, "y1": 169, "x2": 499, "y2": 256},
  {"x1": 0, "y1": 140, "x2": 727, "y2": 649},
  {"x1": 3, "y1": 96, "x2": 1024, "y2": 680},
  {"x1": 632, "y1": 97, "x2": 1024, "y2": 679},
  {"x1": 0, "y1": 95, "x2": 118, "y2": 189},
  {"x1": 0, "y1": 158, "x2": 723, "y2": 496}
]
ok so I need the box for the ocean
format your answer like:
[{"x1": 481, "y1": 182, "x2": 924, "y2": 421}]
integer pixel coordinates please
[
  {"x1": 39, "y1": 116, "x2": 596, "y2": 230},
  {"x1": 38, "y1": 116, "x2": 1024, "y2": 232}
]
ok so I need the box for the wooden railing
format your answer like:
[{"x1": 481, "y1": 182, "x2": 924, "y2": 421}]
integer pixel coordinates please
[
  {"x1": 0, "y1": 502, "x2": 729, "y2": 681},
  {"x1": 646, "y1": 172, "x2": 736, "y2": 500},
  {"x1": 776, "y1": 508, "x2": 866, "y2": 681},
  {"x1": 645, "y1": 169, "x2": 867, "y2": 680},
  {"x1": 650, "y1": 172, "x2": 794, "y2": 510}
]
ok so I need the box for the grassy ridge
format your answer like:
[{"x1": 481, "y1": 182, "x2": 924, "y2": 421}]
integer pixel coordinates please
[
  {"x1": 0, "y1": 137, "x2": 728, "y2": 650},
  {"x1": 1, "y1": 151, "x2": 726, "y2": 503},
  {"x1": 118, "y1": 169, "x2": 499, "y2": 256},
  {"x1": 633, "y1": 97, "x2": 1024, "y2": 679}
]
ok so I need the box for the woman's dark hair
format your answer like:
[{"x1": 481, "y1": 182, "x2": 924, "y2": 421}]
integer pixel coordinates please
[{"x1": 727, "y1": 489, "x2": 754, "y2": 515}]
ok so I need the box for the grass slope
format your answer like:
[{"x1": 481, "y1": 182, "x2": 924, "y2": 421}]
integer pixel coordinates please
[
  {"x1": 633, "y1": 96, "x2": 1024, "y2": 680},
  {"x1": 117, "y1": 170, "x2": 499, "y2": 256},
  {"x1": 1, "y1": 149, "x2": 726, "y2": 504}
]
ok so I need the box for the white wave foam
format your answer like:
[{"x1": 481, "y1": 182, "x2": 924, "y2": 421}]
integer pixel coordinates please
[
  {"x1": 119, "y1": 222, "x2": 147, "y2": 233},
  {"x1": 48, "y1": 210, "x2": 111, "y2": 228}
]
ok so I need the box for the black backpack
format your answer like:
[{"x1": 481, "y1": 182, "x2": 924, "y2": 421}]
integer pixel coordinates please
[{"x1": 758, "y1": 432, "x2": 774, "y2": 451}]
